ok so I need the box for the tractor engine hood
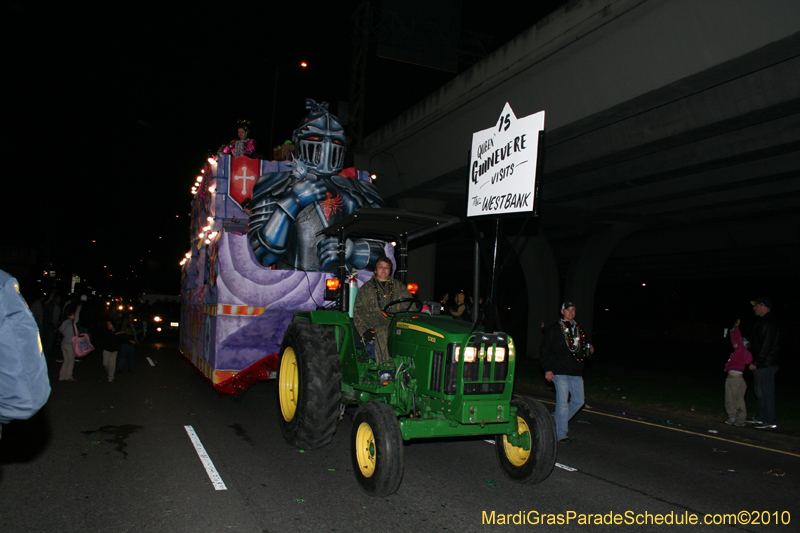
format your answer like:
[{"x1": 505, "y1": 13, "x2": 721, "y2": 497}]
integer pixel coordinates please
[{"x1": 393, "y1": 314, "x2": 475, "y2": 341}]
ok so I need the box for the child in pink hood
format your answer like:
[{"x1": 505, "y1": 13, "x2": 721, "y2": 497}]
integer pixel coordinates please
[{"x1": 724, "y1": 320, "x2": 753, "y2": 426}]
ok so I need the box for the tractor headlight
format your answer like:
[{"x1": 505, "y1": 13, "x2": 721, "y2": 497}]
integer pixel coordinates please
[
  {"x1": 463, "y1": 346, "x2": 477, "y2": 363},
  {"x1": 488, "y1": 347, "x2": 505, "y2": 362},
  {"x1": 452, "y1": 344, "x2": 477, "y2": 362},
  {"x1": 452, "y1": 343, "x2": 504, "y2": 362}
]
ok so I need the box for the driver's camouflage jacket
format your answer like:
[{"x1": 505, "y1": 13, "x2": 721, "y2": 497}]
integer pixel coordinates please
[{"x1": 353, "y1": 276, "x2": 412, "y2": 363}]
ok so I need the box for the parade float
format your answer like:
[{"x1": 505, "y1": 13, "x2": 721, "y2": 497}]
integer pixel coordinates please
[{"x1": 179, "y1": 101, "x2": 389, "y2": 394}]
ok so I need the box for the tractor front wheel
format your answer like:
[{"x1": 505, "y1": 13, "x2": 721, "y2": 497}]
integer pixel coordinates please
[
  {"x1": 495, "y1": 396, "x2": 556, "y2": 484},
  {"x1": 350, "y1": 401, "x2": 404, "y2": 497},
  {"x1": 276, "y1": 320, "x2": 341, "y2": 449}
]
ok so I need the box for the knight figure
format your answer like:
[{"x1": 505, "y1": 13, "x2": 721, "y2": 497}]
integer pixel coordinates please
[{"x1": 247, "y1": 99, "x2": 386, "y2": 272}]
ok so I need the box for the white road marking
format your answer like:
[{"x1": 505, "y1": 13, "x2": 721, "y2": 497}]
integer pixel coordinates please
[
  {"x1": 147, "y1": 357, "x2": 155, "y2": 366},
  {"x1": 484, "y1": 439, "x2": 495, "y2": 444},
  {"x1": 184, "y1": 425, "x2": 227, "y2": 490}
]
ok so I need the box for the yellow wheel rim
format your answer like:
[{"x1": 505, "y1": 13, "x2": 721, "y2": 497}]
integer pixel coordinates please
[
  {"x1": 503, "y1": 416, "x2": 531, "y2": 466},
  {"x1": 355, "y1": 421, "x2": 376, "y2": 478},
  {"x1": 279, "y1": 348, "x2": 298, "y2": 422}
]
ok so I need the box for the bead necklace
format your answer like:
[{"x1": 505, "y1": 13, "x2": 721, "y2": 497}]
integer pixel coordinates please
[
  {"x1": 560, "y1": 319, "x2": 587, "y2": 362},
  {"x1": 373, "y1": 278, "x2": 394, "y2": 300}
]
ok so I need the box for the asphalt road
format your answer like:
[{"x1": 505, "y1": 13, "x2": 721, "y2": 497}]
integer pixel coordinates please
[{"x1": 1, "y1": 341, "x2": 798, "y2": 533}]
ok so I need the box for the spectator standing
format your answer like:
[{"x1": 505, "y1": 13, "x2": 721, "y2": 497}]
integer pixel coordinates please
[
  {"x1": 540, "y1": 301, "x2": 595, "y2": 444},
  {"x1": 724, "y1": 321, "x2": 752, "y2": 426},
  {"x1": 57, "y1": 307, "x2": 78, "y2": 381},
  {"x1": 30, "y1": 294, "x2": 44, "y2": 329},
  {"x1": 101, "y1": 320, "x2": 124, "y2": 382},
  {"x1": 109, "y1": 301, "x2": 120, "y2": 323},
  {"x1": 42, "y1": 291, "x2": 61, "y2": 360},
  {"x1": 77, "y1": 294, "x2": 96, "y2": 335},
  {"x1": 745, "y1": 297, "x2": 780, "y2": 429},
  {"x1": 116, "y1": 313, "x2": 139, "y2": 374}
]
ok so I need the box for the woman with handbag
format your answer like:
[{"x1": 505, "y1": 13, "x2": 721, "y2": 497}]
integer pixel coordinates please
[{"x1": 58, "y1": 308, "x2": 78, "y2": 381}]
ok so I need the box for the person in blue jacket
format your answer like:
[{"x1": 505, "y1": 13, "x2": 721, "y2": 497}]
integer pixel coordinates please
[{"x1": 0, "y1": 270, "x2": 51, "y2": 440}]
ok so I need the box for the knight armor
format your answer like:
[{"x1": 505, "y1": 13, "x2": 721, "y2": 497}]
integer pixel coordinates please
[{"x1": 247, "y1": 100, "x2": 386, "y2": 272}]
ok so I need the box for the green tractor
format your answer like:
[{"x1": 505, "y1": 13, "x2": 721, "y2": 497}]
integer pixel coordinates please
[{"x1": 276, "y1": 208, "x2": 556, "y2": 496}]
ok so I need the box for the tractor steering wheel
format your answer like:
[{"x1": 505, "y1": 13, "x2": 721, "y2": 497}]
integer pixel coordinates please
[{"x1": 382, "y1": 297, "x2": 421, "y2": 318}]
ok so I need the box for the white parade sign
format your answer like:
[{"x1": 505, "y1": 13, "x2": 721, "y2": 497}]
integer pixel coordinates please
[{"x1": 467, "y1": 103, "x2": 544, "y2": 217}]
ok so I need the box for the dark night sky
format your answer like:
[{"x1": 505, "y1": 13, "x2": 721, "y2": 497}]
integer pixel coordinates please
[{"x1": 3, "y1": 0, "x2": 566, "y2": 297}]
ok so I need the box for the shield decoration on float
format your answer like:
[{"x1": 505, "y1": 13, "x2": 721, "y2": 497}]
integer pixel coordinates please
[{"x1": 228, "y1": 156, "x2": 261, "y2": 206}]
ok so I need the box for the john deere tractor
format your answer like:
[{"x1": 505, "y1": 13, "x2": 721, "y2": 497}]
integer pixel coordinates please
[{"x1": 276, "y1": 208, "x2": 556, "y2": 497}]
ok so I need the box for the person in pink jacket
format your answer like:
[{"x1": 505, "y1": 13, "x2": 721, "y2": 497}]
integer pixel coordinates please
[
  {"x1": 222, "y1": 122, "x2": 257, "y2": 158},
  {"x1": 724, "y1": 320, "x2": 753, "y2": 426}
]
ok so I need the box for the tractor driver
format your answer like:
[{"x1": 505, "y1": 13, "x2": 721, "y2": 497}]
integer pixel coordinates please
[{"x1": 353, "y1": 256, "x2": 413, "y2": 364}]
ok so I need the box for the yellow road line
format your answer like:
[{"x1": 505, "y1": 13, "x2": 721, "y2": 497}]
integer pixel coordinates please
[{"x1": 531, "y1": 397, "x2": 799, "y2": 458}]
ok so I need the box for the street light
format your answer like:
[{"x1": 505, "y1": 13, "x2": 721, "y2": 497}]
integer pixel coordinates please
[{"x1": 269, "y1": 61, "x2": 309, "y2": 155}]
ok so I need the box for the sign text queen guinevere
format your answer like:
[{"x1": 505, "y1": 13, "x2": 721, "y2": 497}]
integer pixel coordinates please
[{"x1": 467, "y1": 103, "x2": 544, "y2": 217}]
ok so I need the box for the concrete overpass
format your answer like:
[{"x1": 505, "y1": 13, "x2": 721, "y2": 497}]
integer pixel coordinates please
[{"x1": 354, "y1": 0, "x2": 800, "y2": 356}]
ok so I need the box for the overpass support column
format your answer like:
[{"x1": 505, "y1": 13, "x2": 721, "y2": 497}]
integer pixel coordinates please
[
  {"x1": 564, "y1": 222, "x2": 641, "y2": 342},
  {"x1": 513, "y1": 234, "x2": 560, "y2": 359},
  {"x1": 397, "y1": 198, "x2": 446, "y2": 303}
]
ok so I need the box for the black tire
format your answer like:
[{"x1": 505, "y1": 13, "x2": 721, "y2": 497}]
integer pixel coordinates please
[
  {"x1": 276, "y1": 320, "x2": 342, "y2": 449},
  {"x1": 350, "y1": 401, "x2": 405, "y2": 497},
  {"x1": 495, "y1": 396, "x2": 556, "y2": 483}
]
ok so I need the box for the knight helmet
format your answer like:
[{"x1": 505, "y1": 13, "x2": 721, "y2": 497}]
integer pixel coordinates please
[{"x1": 292, "y1": 99, "x2": 347, "y2": 176}]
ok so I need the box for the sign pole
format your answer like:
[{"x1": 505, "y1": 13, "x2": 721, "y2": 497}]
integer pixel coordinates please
[
  {"x1": 534, "y1": 129, "x2": 546, "y2": 217},
  {"x1": 486, "y1": 217, "x2": 503, "y2": 332},
  {"x1": 472, "y1": 239, "x2": 480, "y2": 323}
]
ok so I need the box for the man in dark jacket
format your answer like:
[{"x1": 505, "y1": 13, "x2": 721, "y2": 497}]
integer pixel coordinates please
[
  {"x1": 746, "y1": 297, "x2": 780, "y2": 429},
  {"x1": 540, "y1": 302, "x2": 594, "y2": 444}
]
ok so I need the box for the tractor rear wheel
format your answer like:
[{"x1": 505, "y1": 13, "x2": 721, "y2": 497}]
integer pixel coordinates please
[
  {"x1": 276, "y1": 320, "x2": 341, "y2": 449},
  {"x1": 350, "y1": 401, "x2": 404, "y2": 497},
  {"x1": 495, "y1": 396, "x2": 556, "y2": 483}
]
